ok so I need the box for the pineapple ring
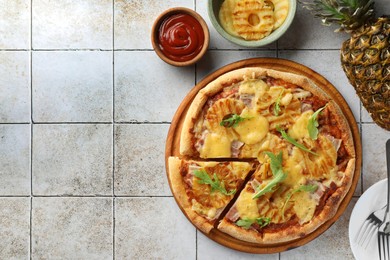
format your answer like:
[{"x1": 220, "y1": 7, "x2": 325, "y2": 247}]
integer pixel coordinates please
[
  {"x1": 232, "y1": 0, "x2": 275, "y2": 40},
  {"x1": 219, "y1": 0, "x2": 240, "y2": 37},
  {"x1": 270, "y1": 0, "x2": 289, "y2": 29}
]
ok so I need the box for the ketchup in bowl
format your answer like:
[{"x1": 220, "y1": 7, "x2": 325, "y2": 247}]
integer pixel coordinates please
[{"x1": 158, "y1": 13, "x2": 205, "y2": 62}]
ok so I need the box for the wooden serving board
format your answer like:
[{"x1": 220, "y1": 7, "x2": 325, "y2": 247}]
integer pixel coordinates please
[{"x1": 165, "y1": 58, "x2": 362, "y2": 254}]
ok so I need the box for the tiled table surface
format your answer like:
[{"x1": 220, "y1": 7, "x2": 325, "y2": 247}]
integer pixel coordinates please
[{"x1": 1, "y1": 0, "x2": 390, "y2": 259}]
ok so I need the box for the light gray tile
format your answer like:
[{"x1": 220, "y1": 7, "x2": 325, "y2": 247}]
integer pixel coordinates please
[
  {"x1": 278, "y1": 4, "x2": 349, "y2": 49},
  {"x1": 33, "y1": 124, "x2": 113, "y2": 196},
  {"x1": 197, "y1": 231, "x2": 278, "y2": 260},
  {"x1": 0, "y1": 51, "x2": 30, "y2": 123},
  {"x1": 280, "y1": 198, "x2": 357, "y2": 260},
  {"x1": 195, "y1": 0, "x2": 277, "y2": 50},
  {"x1": 114, "y1": 51, "x2": 194, "y2": 122},
  {"x1": 279, "y1": 50, "x2": 361, "y2": 123},
  {"x1": 361, "y1": 106, "x2": 373, "y2": 123},
  {"x1": 0, "y1": 0, "x2": 30, "y2": 49},
  {"x1": 32, "y1": 197, "x2": 113, "y2": 260},
  {"x1": 32, "y1": 51, "x2": 113, "y2": 122},
  {"x1": 114, "y1": 0, "x2": 193, "y2": 49},
  {"x1": 0, "y1": 198, "x2": 30, "y2": 260},
  {"x1": 115, "y1": 197, "x2": 196, "y2": 259},
  {"x1": 196, "y1": 50, "x2": 277, "y2": 81},
  {"x1": 376, "y1": 0, "x2": 390, "y2": 16},
  {"x1": 362, "y1": 124, "x2": 390, "y2": 192},
  {"x1": 114, "y1": 124, "x2": 170, "y2": 196},
  {"x1": 32, "y1": 0, "x2": 112, "y2": 49},
  {"x1": 0, "y1": 125, "x2": 30, "y2": 195}
]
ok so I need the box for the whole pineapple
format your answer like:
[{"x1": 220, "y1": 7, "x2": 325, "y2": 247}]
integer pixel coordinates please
[{"x1": 301, "y1": 0, "x2": 389, "y2": 130}]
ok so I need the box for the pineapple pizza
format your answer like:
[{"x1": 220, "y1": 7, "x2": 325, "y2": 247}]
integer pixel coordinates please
[{"x1": 168, "y1": 67, "x2": 356, "y2": 243}]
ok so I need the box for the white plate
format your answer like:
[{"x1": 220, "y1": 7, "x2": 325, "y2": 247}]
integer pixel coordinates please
[{"x1": 349, "y1": 179, "x2": 387, "y2": 260}]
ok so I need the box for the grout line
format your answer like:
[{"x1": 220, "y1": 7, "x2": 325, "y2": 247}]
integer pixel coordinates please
[
  {"x1": 195, "y1": 230, "x2": 198, "y2": 260},
  {"x1": 30, "y1": 197, "x2": 33, "y2": 260},
  {"x1": 31, "y1": 49, "x2": 113, "y2": 51},
  {"x1": 0, "y1": 122, "x2": 31, "y2": 125},
  {"x1": 112, "y1": 0, "x2": 115, "y2": 198},
  {"x1": 29, "y1": 121, "x2": 171, "y2": 125},
  {"x1": 360, "y1": 121, "x2": 364, "y2": 194},
  {"x1": 112, "y1": 1, "x2": 116, "y2": 258},
  {"x1": 0, "y1": 195, "x2": 174, "y2": 198},
  {"x1": 113, "y1": 198, "x2": 116, "y2": 260},
  {"x1": 0, "y1": 195, "x2": 31, "y2": 197},
  {"x1": 30, "y1": 0, "x2": 33, "y2": 257},
  {"x1": 114, "y1": 121, "x2": 171, "y2": 124},
  {"x1": 0, "y1": 48, "x2": 343, "y2": 52}
]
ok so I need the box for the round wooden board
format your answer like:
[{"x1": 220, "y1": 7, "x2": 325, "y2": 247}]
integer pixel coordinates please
[{"x1": 165, "y1": 58, "x2": 362, "y2": 254}]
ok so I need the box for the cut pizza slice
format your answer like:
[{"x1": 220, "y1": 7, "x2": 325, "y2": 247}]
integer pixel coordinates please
[
  {"x1": 168, "y1": 157, "x2": 255, "y2": 233},
  {"x1": 218, "y1": 148, "x2": 355, "y2": 244}
]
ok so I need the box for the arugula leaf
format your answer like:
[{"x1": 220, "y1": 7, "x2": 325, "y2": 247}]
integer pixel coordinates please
[
  {"x1": 252, "y1": 152, "x2": 287, "y2": 199},
  {"x1": 236, "y1": 217, "x2": 271, "y2": 229},
  {"x1": 194, "y1": 170, "x2": 236, "y2": 196},
  {"x1": 281, "y1": 184, "x2": 318, "y2": 219},
  {"x1": 274, "y1": 90, "x2": 284, "y2": 116},
  {"x1": 308, "y1": 106, "x2": 326, "y2": 140},
  {"x1": 264, "y1": 151, "x2": 283, "y2": 177},
  {"x1": 278, "y1": 128, "x2": 318, "y2": 156},
  {"x1": 220, "y1": 114, "x2": 250, "y2": 128}
]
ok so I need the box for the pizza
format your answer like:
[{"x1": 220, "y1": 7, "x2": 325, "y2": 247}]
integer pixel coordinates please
[
  {"x1": 168, "y1": 157, "x2": 254, "y2": 233},
  {"x1": 167, "y1": 67, "x2": 356, "y2": 244}
]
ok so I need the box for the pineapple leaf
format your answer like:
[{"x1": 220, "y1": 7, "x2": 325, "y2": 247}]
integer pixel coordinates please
[{"x1": 299, "y1": 0, "x2": 375, "y2": 32}]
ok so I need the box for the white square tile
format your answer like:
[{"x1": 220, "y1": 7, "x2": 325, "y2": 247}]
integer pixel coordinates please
[
  {"x1": 32, "y1": 51, "x2": 113, "y2": 122},
  {"x1": 195, "y1": 0, "x2": 277, "y2": 50},
  {"x1": 361, "y1": 106, "x2": 373, "y2": 123},
  {"x1": 114, "y1": 124, "x2": 170, "y2": 196},
  {"x1": 115, "y1": 197, "x2": 196, "y2": 259},
  {"x1": 0, "y1": 0, "x2": 30, "y2": 49},
  {"x1": 278, "y1": 5, "x2": 349, "y2": 49},
  {"x1": 362, "y1": 124, "x2": 390, "y2": 191},
  {"x1": 197, "y1": 231, "x2": 279, "y2": 259},
  {"x1": 280, "y1": 198, "x2": 357, "y2": 259},
  {"x1": 32, "y1": 197, "x2": 113, "y2": 259},
  {"x1": 279, "y1": 50, "x2": 361, "y2": 122},
  {"x1": 0, "y1": 51, "x2": 30, "y2": 123},
  {"x1": 196, "y1": 50, "x2": 277, "y2": 81},
  {"x1": 0, "y1": 198, "x2": 30, "y2": 259},
  {"x1": 0, "y1": 125, "x2": 30, "y2": 195},
  {"x1": 114, "y1": 51, "x2": 194, "y2": 122},
  {"x1": 32, "y1": 0, "x2": 113, "y2": 49},
  {"x1": 376, "y1": 0, "x2": 390, "y2": 15},
  {"x1": 33, "y1": 124, "x2": 113, "y2": 196},
  {"x1": 114, "y1": 0, "x2": 193, "y2": 49}
]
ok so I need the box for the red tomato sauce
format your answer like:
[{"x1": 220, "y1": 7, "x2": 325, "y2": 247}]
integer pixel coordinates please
[{"x1": 158, "y1": 13, "x2": 204, "y2": 62}]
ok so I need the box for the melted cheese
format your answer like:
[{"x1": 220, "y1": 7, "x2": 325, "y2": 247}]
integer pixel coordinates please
[
  {"x1": 235, "y1": 190, "x2": 260, "y2": 219},
  {"x1": 239, "y1": 79, "x2": 268, "y2": 96},
  {"x1": 292, "y1": 191, "x2": 317, "y2": 224},
  {"x1": 283, "y1": 147, "x2": 306, "y2": 187},
  {"x1": 288, "y1": 110, "x2": 313, "y2": 140},
  {"x1": 234, "y1": 110, "x2": 269, "y2": 145},
  {"x1": 200, "y1": 133, "x2": 231, "y2": 158},
  {"x1": 191, "y1": 199, "x2": 218, "y2": 219}
]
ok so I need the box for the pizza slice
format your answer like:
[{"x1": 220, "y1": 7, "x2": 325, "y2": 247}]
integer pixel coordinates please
[
  {"x1": 218, "y1": 144, "x2": 355, "y2": 244},
  {"x1": 168, "y1": 157, "x2": 255, "y2": 233}
]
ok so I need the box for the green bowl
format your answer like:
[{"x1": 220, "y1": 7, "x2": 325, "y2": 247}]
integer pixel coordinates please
[{"x1": 208, "y1": 0, "x2": 297, "y2": 47}]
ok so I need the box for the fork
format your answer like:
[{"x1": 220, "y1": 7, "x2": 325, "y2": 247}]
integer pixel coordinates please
[
  {"x1": 355, "y1": 205, "x2": 386, "y2": 248},
  {"x1": 378, "y1": 139, "x2": 390, "y2": 260}
]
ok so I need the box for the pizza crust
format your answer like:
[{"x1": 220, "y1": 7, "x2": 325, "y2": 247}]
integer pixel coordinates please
[{"x1": 168, "y1": 156, "x2": 215, "y2": 233}]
